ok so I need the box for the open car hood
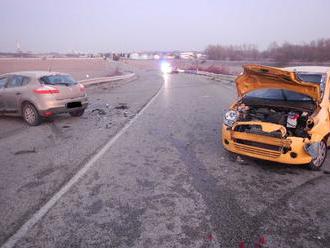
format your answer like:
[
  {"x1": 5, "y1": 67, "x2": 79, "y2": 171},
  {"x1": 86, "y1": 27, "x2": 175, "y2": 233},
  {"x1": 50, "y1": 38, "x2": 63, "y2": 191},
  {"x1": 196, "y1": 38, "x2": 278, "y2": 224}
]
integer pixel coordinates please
[{"x1": 236, "y1": 64, "x2": 321, "y2": 102}]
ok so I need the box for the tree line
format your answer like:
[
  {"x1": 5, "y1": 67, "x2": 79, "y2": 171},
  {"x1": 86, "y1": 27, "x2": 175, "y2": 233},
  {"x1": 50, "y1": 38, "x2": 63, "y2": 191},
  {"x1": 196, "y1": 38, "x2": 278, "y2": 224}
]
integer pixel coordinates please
[{"x1": 205, "y1": 39, "x2": 330, "y2": 63}]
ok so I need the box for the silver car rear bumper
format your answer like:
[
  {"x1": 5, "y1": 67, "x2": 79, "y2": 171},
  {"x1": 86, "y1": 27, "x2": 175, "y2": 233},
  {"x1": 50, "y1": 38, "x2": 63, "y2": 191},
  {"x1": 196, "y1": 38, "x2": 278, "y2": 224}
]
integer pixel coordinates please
[{"x1": 38, "y1": 96, "x2": 88, "y2": 116}]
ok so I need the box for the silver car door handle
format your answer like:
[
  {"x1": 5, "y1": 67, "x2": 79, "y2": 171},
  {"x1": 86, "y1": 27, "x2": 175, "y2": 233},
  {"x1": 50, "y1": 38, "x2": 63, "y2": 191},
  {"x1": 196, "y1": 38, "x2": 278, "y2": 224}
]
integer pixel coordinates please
[{"x1": 16, "y1": 92, "x2": 21, "y2": 96}]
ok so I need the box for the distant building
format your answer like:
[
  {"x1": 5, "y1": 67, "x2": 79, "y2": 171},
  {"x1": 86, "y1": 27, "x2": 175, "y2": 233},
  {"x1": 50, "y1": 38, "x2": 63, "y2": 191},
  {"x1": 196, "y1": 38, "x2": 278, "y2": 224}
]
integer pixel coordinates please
[
  {"x1": 164, "y1": 54, "x2": 175, "y2": 59},
  {"x1": 130, "y1": 53, "x2": 140, "y2": 59},
  {"x1": 196, "y1": 53, "x2": 207, "y2": 59},
  {"x1": 140, "y1": 54, "x2": 149, "y2": 60},
  {"x1": 180, "y1": 52, "x2": 195, "y2": 59}
]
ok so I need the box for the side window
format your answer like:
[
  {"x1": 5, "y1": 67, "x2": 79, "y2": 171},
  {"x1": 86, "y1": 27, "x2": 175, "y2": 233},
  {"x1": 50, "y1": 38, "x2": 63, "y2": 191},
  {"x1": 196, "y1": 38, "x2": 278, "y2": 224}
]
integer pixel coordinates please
[
  {"x1": 6, "y1": 76, "x2": 29, "y2": 88},
  {"x1": 21, "y1": 76, "x2": 30, "y2": 86},
  {"x1": 0, "y1": 77, "x2": 8, "y2": 89}
]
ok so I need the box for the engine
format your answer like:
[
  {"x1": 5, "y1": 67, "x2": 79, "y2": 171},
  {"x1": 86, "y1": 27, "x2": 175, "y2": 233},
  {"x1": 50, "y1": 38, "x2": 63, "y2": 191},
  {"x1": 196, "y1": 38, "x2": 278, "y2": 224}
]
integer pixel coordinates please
[{"x1": 236, "y1": 104, "x2": 311, "y2": 138}]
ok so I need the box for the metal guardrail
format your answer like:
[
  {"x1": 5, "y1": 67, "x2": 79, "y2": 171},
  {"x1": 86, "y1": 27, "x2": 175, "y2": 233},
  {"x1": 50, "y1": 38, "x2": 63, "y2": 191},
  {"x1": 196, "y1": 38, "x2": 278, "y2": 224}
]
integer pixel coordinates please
[
  {"x1": 79, "y1": 72, "x2": 136, "y2": 86},
  {"x1": 183, "y1": 70, "x2": 236, "y2": 83}
]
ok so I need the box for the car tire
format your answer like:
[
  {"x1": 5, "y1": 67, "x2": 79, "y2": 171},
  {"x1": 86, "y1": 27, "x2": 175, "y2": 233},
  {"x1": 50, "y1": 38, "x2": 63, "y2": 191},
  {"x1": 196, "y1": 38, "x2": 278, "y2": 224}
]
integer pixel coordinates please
[
  {"x1": 69, "y1": 109, "x2": 85, "y2": 117},
  {"x1": 22, "y1": 102, "x2": 42, "y2": 126},
  {"x1": 307, "y1": 140, "x2": 327, "y2": 170}
]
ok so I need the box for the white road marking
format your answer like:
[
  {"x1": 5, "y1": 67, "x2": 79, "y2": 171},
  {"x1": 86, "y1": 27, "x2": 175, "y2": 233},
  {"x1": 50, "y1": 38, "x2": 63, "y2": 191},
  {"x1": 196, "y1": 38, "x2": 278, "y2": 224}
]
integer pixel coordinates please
[{"x1": 1, "y1": 79, "x2": 164, "y2": 248}]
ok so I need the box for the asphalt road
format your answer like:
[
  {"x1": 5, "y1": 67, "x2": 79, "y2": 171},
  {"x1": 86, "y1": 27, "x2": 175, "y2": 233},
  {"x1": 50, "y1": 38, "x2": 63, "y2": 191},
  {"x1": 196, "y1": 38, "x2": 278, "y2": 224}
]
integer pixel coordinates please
[{"x1": 1, "y1": 71, "x2": 330, "y2": 248}]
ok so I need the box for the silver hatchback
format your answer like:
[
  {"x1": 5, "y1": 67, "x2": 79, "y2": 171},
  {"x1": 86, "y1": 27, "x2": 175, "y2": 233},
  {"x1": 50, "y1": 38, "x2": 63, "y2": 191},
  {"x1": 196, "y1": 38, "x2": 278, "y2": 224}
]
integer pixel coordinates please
[{"x1": 0, "y1": 71, "x2": 88, "y2": 125}]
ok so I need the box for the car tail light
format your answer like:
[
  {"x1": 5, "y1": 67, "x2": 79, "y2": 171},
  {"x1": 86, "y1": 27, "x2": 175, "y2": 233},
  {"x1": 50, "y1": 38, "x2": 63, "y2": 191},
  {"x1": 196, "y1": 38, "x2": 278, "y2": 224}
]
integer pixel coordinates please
[
  {"x1": 79, "y1": 84, "x2": 85, "y2": 92},
  {"x1": 33, "y1": 86, "x2": 59, "y2": 94},
  {"x1": 43, "y1": 111, "x2": 54, "y2": 117}
]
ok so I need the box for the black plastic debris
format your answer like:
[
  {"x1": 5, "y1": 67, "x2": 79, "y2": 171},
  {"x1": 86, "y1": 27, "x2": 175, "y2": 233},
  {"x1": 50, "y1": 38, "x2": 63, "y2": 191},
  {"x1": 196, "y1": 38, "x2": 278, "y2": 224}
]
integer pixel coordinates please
[
  {"x1": 14, "y1": 147, "x2": 37, "y2": 155},
  {"x1": 91, "y1": 108, "x2": 107, "y2": 115},
  {"x1": 114, "y1": 103, "x2": 129, "y2": 110}
]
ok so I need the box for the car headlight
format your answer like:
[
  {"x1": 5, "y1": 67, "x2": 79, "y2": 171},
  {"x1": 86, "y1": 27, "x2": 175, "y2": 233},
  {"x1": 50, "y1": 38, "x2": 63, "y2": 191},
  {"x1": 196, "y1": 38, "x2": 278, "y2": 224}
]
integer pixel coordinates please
[
  {"x1": 224, "y1": 110, "x2": 239, "y2": 127},
  {"x1": 161, "y1": 62, "x2": 172, "y2": 74}
]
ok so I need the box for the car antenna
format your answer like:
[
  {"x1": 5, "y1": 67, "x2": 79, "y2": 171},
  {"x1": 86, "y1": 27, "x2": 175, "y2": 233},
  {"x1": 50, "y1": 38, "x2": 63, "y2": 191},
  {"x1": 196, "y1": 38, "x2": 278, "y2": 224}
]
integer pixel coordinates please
[{"x1": 48, "y1": 58, "x2": 53, "y2": 72}]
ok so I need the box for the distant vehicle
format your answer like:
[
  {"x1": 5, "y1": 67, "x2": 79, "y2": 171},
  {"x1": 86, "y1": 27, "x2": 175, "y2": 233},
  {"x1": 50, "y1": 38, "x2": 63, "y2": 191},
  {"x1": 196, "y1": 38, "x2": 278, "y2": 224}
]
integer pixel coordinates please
[
  {"x1": 160, "y1": 61, "x2": 173, "y2": 74},
  {"x1": 222, "y1": 65, "x2": 330, "y2": 170},
  {"x1": 0, "y1": 71, "x2": 88, "y2": 126}
]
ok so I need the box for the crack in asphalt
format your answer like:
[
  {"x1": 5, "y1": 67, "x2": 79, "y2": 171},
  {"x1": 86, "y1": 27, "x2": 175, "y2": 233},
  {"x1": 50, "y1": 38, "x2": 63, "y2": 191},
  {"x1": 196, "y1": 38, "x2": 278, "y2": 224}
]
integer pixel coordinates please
[
  {"x1": 0, "y1": 126, "x2": 27, "y2": 140},
  {"x1": 250, "y1": 172, "x2": 330, "y2": 247},
  {"x1": 169, "y1": 137, "x2": 259, "y2": 247},
  {"x1": 169, "y1": 134, "x2": 330, "y2": 247}
]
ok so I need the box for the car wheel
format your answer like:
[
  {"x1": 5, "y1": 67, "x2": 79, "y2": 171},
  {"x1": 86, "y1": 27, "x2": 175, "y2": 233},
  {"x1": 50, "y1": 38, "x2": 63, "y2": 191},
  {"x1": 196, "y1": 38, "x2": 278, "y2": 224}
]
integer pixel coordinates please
[
  {"x1": 69, "y1": 109, "x2": 85, "y2": 117},
  {"x1": 307, "y1": 140, "x2": 327, "y2": 170},
  {"x1": 22, "y1": 102, "x2": 41, "y2": 126}
]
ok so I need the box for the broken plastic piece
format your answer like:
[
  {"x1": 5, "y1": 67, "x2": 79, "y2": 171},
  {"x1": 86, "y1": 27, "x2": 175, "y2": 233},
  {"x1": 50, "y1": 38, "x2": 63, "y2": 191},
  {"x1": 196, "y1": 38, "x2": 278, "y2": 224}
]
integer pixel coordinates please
[{"x1": 304, "y1": 142, "x2": 320, "y2": 159}]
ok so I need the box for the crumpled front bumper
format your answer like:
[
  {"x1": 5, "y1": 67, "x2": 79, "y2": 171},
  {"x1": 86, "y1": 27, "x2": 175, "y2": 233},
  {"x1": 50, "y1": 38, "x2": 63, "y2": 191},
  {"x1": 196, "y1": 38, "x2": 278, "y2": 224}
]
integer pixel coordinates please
[{"x1": 222, "y1": 124, "x2": 313, "y2": 165}]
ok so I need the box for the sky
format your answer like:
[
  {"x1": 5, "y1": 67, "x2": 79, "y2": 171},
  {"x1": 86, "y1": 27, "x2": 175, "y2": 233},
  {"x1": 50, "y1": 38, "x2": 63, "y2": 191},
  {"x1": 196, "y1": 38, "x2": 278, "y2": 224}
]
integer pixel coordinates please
[{"x1": 0, "y1": 0, "x2": 329, "y2": 53}]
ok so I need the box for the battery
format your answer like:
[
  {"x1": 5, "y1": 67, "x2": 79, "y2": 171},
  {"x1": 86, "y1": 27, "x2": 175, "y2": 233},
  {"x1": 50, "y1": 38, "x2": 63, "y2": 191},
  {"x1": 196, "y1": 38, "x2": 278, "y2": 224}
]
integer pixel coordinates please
[{"x1": 287, "y1": 112, "x2": 300, "y2": 128}]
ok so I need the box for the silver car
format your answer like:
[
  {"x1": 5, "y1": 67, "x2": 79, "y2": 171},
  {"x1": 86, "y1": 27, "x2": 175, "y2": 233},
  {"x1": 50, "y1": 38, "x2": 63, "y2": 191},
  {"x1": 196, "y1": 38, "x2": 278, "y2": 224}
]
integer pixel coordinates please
[{"x1": 0, "y1": 71, "x2": 88, "y2": 125}]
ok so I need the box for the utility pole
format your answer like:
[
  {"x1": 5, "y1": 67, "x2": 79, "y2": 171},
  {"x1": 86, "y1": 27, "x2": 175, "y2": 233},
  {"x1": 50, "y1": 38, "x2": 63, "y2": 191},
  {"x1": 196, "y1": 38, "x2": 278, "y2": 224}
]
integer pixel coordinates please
[{"x1": 16, "y1": 40, "x2": 22, "y2": 53}]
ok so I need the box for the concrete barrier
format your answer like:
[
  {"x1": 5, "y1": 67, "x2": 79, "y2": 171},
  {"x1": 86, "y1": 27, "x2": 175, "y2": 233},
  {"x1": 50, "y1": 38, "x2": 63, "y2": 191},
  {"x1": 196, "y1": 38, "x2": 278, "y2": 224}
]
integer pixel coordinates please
[{"x1": 79, "y1": 72, "x2": 136, "y2": 86}]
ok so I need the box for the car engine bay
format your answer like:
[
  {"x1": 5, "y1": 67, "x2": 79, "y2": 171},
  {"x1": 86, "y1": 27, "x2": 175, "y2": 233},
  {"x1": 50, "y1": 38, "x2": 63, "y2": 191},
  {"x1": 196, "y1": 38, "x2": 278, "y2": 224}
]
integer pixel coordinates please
[{"x1": 235, "y1": 103, "x2": 314, "y2": 138}]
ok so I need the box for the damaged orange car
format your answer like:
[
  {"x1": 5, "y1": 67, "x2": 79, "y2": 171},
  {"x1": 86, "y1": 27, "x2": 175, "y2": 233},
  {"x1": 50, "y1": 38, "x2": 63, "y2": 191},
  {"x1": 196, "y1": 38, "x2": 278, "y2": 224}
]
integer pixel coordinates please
[{"x1": 222, "y1": 65, "x2": 330, "y2": 170}]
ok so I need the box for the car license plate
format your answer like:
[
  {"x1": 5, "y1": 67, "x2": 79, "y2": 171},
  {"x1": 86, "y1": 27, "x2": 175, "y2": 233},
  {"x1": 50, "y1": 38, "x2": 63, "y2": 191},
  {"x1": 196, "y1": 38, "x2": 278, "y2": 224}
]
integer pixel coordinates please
[{"x1": 67, "y1": 102, "x2": 82, "y2": 108}]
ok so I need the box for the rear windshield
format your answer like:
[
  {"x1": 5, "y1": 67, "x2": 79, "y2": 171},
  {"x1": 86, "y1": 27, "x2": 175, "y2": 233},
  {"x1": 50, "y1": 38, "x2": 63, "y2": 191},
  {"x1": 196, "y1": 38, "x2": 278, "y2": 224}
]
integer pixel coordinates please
[
  {"x1": 244, "y1": 89, "x2": 313, "y2": 102},
  {"x1": 40, "y1": 74, "x2": 77, "y2": 86}
]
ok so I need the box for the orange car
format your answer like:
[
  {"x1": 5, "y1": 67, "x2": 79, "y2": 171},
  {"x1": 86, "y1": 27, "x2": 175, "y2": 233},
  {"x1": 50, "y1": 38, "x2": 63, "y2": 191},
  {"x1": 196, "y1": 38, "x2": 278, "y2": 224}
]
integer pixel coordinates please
[{"x1": 222, "y1": 65, "x2": 330, "y2": 170}]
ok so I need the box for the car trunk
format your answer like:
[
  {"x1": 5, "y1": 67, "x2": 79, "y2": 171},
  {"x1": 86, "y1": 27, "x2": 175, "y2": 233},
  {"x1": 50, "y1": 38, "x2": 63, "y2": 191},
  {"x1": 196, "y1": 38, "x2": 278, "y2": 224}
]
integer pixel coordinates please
[
  {"x1": 54, "y1": 84, "x2": 84, "y2": 100},
  {"x1": 39, "y1": 74, "x2": 84, "y2": 100}
]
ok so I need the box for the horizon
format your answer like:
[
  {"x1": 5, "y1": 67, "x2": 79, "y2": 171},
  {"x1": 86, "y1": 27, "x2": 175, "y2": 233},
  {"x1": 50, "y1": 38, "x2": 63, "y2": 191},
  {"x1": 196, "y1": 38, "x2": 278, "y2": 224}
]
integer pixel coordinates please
[{"x1": 2, "y1": 39, "x2": 330, "y2": 55}]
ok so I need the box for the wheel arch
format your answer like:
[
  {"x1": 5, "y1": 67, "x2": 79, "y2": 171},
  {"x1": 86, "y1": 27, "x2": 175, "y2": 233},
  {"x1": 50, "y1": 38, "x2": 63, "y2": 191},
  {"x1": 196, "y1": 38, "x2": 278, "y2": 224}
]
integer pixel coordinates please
[
  {"x1": 324, "y1": 132, "x2": 330, "y2": 147},
  {"x1": 20, "y1": 99, "x2": 38, "y2": 115}
]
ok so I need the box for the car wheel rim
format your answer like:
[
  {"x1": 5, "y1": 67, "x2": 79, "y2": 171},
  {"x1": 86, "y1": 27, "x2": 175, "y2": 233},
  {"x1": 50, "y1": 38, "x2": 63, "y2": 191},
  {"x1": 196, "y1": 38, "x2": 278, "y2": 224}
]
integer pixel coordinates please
[
  {"x1": 24, "y1": 106, "x2": 36, "y2": 124},
  {"x1": 313, "y1": 141, "x2": 327, "y2": 167}
]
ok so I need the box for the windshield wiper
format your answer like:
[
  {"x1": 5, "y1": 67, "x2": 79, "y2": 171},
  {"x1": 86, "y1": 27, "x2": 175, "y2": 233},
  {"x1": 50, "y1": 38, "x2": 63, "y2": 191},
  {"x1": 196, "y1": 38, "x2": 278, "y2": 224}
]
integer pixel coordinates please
[{"x1": 280, "y1": 90, "x2": 288, "y2": 101}]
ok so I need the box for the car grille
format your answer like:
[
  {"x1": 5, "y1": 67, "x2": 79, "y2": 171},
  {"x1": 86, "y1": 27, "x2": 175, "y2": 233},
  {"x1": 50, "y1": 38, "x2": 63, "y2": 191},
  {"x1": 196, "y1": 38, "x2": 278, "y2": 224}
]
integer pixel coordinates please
[
  {"x1": 230, "y1": 130, "x2": 292, "y2": 158},
  {"x1": 233, "y1": 143, "x2": 282, "y2": 158}
]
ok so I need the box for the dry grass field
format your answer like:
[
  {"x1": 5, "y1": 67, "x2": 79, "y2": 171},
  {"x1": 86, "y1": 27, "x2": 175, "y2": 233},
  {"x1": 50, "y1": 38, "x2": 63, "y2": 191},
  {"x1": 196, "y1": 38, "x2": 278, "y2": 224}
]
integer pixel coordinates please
[{"x1": 0, "y1": 58, "x2": 121, "y2": 80}]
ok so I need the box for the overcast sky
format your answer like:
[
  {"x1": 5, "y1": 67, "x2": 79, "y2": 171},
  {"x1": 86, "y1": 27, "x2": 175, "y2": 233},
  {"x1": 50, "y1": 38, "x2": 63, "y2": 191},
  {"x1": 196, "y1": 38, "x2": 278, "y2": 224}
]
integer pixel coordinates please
[{"x1": 0, "y1": 0, "x2": 329, "y2": 53}]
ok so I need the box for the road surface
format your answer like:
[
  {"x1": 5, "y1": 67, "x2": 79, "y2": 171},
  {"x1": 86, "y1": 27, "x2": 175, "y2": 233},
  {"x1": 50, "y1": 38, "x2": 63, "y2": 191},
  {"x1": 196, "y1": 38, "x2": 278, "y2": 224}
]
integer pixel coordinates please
[{"x1": 1, "y1": 70, "x2": 330, "y2": 248}]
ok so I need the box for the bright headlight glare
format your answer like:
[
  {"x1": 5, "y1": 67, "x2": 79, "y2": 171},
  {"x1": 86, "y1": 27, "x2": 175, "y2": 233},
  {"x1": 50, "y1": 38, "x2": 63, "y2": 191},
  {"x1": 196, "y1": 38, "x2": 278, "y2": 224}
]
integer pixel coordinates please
[
  {"x1": 161, "y1": 62, "x2": 172, "y2": 74},
  {"x1": 224, "y1": 110, "x2": 239, "y2": 127}
]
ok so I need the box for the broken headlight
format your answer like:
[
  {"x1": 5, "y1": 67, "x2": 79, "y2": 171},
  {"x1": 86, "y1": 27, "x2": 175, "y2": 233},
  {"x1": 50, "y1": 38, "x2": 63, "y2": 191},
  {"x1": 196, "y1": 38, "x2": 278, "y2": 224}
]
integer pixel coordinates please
[
  {"x1": 304, "y1": 142, "x2": 320, "y2": 160},
  {"x1": 224, "y1": 110, "x2": 239, "y2": 127}
]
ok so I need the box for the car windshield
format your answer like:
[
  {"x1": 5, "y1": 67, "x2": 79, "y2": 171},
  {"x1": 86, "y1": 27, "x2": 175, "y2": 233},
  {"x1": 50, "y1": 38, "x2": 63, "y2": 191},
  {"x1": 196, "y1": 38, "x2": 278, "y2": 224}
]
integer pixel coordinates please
[
  {"x1": 297, "y1": 72, "x2": 326, "y2": 95},
  {"x1": 40, "y1": 74, "x2": 77, "y2": 86},
  {"x1": 244, "y1": 89, "x2": 313, "y2": 102}
]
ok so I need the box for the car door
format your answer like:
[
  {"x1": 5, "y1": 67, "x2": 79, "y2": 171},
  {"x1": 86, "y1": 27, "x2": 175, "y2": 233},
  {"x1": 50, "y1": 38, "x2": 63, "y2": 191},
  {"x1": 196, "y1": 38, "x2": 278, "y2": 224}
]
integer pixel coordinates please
[
  {"x1": 0, "y1": 76, "x2": 8, "y2": 112},
  {"x1": 3, "y1": 75, "x2": 29, "y2": 113}
]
